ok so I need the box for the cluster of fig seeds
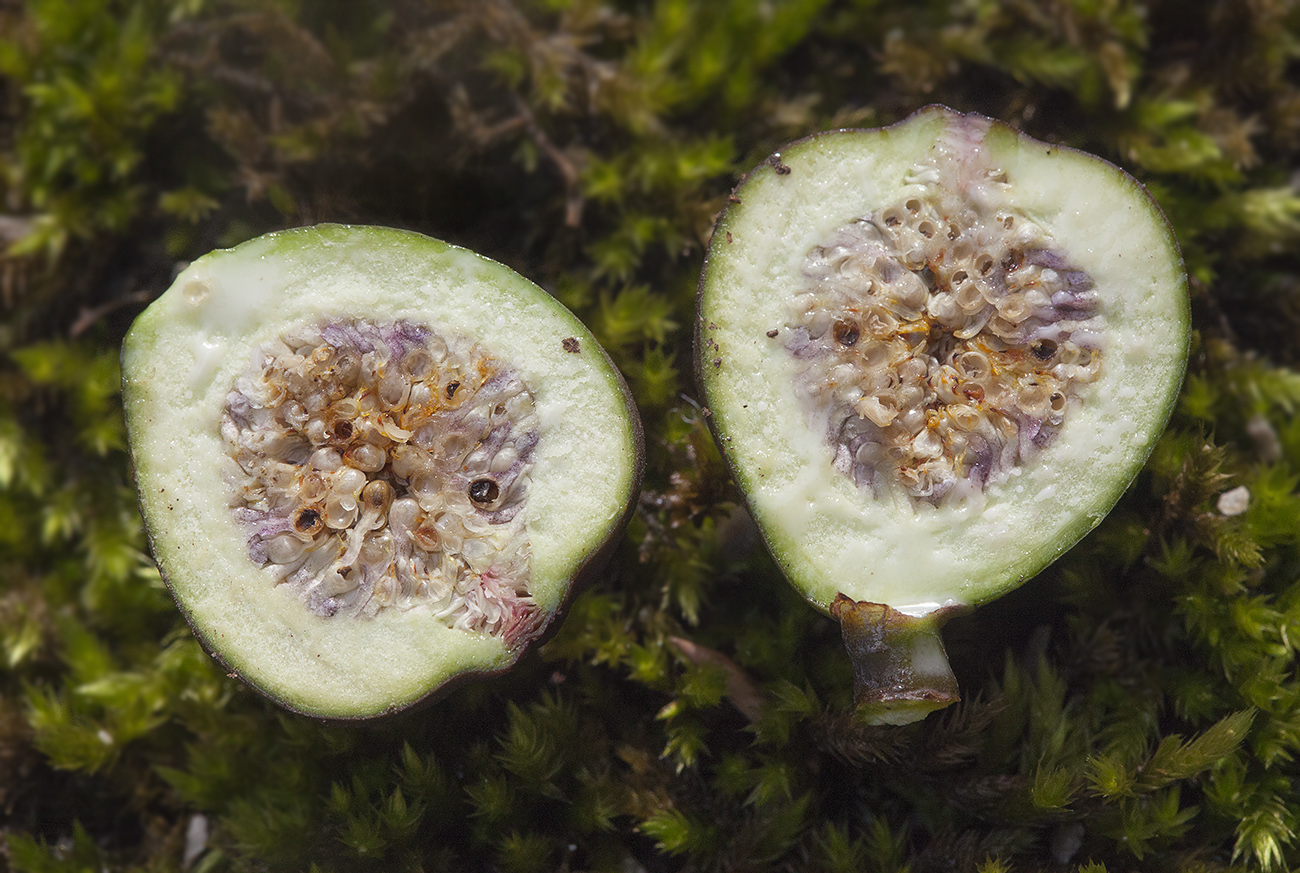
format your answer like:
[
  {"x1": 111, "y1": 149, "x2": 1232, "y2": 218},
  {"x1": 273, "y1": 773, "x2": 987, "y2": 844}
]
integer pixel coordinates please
[
  {"x1": 221, "y1": 318, "x2": 544, "y2": 645},
  {"x1": 784, "y1": 169, "x2": 1105, "y2": 505}
]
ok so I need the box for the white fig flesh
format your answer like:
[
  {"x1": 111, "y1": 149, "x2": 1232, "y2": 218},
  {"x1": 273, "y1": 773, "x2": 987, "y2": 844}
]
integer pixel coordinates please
[
  {"x1": 697, "y1": 106, "x2": 1188, "y2": 723},
  {"x1": 124, "y1": 224, "x2": 643, "y2": 718}
]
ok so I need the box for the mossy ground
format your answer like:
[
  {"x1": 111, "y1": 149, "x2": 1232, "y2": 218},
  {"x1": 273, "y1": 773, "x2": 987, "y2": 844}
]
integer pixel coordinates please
[{"x1": 3, "y1": 1, "x2": 1300, "y2": 870}]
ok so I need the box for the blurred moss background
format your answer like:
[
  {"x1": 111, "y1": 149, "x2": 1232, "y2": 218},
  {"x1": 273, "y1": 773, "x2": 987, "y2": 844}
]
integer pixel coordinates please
[{"x1": 3, "y1": 0, "x2": 1300, "y2": 870}]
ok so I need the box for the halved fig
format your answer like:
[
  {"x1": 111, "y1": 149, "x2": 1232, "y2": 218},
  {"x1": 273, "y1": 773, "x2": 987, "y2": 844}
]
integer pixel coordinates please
[
  {"x1": 697, "y1": 106, "x2": 1188, "y2": 724},
  {"x1": 123, "y1": 224, "x2": 643, "y2": 718}
]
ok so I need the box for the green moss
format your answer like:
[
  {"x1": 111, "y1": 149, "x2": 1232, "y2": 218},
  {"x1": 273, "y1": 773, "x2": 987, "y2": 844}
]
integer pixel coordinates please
[{"x1": 5, "y1": 0, "x2": 1300, "y2": 870}]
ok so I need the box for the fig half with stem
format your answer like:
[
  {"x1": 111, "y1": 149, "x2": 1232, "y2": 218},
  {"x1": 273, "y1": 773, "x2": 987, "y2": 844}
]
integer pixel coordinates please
[
  {"x1": 123, "y1": 224, "x2": 643, "y2": 718},
  {"x1": 697, "y1": 106, "x2": 1188, "y2": 724}
]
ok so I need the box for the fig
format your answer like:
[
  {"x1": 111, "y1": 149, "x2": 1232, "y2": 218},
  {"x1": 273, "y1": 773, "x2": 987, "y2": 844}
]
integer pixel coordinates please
[
  {"x1": 123, "y1": 225, "x2": 643, "y2": 718},
  {"x1": 697, "y1": 106, "x2": 1188, "y2": 724}
]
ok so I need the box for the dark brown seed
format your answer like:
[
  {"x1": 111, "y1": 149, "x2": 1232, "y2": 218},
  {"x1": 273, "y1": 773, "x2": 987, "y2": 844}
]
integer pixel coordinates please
[
  {"x1": 833, "y1": 319, "x2": 861, "y2": 347},
  {"x1": 1031, "y1": 339, "x2": 1057, "y2": 361},
  {"x1": 294, "y1": 508, "x2": 322, "y2": 534},
  {"x1": 469, "y1": 479, "x2": 500, "y2": 504},
  {"x1": 362, "y1": 480, "x2": 393, "y2": 510},
  {"x1": 446, "y1": 381, "x2": 460, "y2": 399}
]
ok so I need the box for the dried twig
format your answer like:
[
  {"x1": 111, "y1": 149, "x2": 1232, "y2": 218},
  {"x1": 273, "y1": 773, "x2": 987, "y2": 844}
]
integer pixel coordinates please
[{"x1": 70, "y1": 290, "x2": 155, "y2": 337}]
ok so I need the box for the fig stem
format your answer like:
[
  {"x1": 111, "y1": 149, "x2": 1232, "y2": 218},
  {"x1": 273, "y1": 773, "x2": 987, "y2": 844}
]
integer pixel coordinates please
[{"x1": 831, "y1": 594, "x2": 964, "y2": 726}]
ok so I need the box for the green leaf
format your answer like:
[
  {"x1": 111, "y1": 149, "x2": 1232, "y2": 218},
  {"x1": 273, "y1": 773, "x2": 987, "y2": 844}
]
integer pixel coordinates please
[
  {"x1": 1031, "y1": 764, "x2": 1078, "y2": 810},
  {"x1": 1233, "y1": 784, "x2": 1298, "y2": 871},
  {"x1": 498, "y1": 832, "x2": 555, "y2": 873},
  {"x1": 1138, "y1": 710, "x2": 1255, "y2": 791},
  {"x1": 640, "y1": 807, "x2": 719, "y2": 855}
]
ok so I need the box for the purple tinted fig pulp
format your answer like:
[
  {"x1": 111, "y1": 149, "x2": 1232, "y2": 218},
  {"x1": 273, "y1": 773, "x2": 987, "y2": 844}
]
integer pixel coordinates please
[
  {"x1": 223, "y1": 317, "x2": 545, "y2": 648},
  {"x1": 784, "y1": 140, "x2": 1104, "y2": 507}
]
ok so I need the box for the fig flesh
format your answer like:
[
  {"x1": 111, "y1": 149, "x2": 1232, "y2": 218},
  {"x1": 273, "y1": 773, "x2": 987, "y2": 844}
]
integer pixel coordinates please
[
  {"x1": 124, "y1": 225, "x2": 643, "y2": 718},
  {"x1": 697, "y1": 107, "x2": 1188, "y2": 724}
]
